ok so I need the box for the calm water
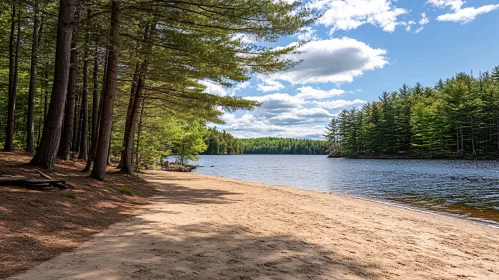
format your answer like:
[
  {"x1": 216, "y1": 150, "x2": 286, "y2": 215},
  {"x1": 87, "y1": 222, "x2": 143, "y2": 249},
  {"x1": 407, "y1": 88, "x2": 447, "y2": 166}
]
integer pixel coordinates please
[{"x1": 194, "y1": 155, "x2": 499, "y2": 226}]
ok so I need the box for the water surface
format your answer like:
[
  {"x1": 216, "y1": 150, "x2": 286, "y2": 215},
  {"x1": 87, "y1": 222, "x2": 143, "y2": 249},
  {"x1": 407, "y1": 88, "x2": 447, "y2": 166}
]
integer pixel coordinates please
[{"x1": 194, "y1": 155, "x2": 499, "y2": 226}]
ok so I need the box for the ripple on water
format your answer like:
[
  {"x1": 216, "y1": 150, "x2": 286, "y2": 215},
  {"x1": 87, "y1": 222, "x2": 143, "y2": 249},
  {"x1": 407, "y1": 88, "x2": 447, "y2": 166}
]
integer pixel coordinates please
[{"x1": 194, "y1": 155, "x2": 499, "y2": 226}]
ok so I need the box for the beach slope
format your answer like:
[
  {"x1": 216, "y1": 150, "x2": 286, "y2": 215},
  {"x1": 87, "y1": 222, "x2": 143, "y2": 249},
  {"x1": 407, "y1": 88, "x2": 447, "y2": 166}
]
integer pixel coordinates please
[{"x1": 10, "y1": 171, "x2": 498, "y2": 280}]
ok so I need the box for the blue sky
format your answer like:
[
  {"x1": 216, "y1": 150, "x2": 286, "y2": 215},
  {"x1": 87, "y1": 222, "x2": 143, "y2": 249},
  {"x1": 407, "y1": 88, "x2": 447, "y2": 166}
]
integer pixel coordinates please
[{"x1": 204, "y1": 0, "x2": 499, "y2": 139}]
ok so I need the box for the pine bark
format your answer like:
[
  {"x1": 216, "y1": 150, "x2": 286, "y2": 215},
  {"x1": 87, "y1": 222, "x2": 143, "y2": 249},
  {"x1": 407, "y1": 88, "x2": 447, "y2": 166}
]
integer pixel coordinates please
[
  {"x1": 72, "y1": 89, "x2": 81, "y2": 151},
  {"x1": 5, "y1": 1, "x2": 20, "y2": 152},
  {"x1": 135, "y1": 97, "x2": 146, "y2": 168},
  {"x1": 120, "y1": 22, "x2": 155, "y2": 173},
  {"x1": 91, "y1": 42, "x2": 100, "y2": 151},
  {"x1": 58, "y1": 8, "x2": 79, "y2": 160},
  {"x1": 83, "y1": 46, "x2": 106, "y2": 173},
  {"x1": 90, "y1": 0, "x2": 121, "y2": 180},
  {"x1": 30, "y1": 0, "x2": 76, "y2": 171},
  {"x1": 27, "y1": 0, "x2": 41, "y2": 153},
  {"x1": 118, "y1": 62, "x2": 140, "y2": 169},
  {"x1": 78, "y1": 21, "x2": 90, "y2": 159}
]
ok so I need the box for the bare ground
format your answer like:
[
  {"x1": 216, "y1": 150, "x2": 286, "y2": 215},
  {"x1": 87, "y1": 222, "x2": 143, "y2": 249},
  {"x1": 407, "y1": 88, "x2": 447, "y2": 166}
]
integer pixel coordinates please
[
  {"x1": 0, "y1": 151, "x2": 156, "y2": 278},
  {"x1": 8, "y1": 170, "x2": 499, "y2": 280}
]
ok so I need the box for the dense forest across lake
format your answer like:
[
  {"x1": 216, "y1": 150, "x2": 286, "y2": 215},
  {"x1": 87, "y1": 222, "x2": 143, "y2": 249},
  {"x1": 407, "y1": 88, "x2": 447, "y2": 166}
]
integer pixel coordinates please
[
  {"x1": 241, "y1": 138, "x2": 328, "y2": 155},
  {"x1": 203, "y1": 129, "x2": 327, "y2": 155},
  {"x1": 325, "y1": 68, "x2": 499, "y2": 159}
]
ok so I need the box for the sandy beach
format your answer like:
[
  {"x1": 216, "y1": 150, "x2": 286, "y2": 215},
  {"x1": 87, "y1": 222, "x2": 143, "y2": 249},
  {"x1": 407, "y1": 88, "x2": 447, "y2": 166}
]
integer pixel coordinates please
[{"x1": 10, "y1": 170, "x2": 499, "y2": 280}]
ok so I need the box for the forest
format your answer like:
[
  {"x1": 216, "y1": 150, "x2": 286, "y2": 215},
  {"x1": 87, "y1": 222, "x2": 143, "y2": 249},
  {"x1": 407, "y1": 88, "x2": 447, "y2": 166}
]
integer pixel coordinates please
[
  {"x1": 203, "y1": 127, "x2": 243, "y2": 155},
  {"x1": 0, "y1": 0, "x2": 315, "y2": 179},
  {"x1": 325, "y1": 68, "x2": 499, "y2": 158},
  {"x1": 241, "y1": 137, "x2": 328, "y2": 155},
  {"x1": 202, "y1": 130, "x2": 328, "y2": 155}
]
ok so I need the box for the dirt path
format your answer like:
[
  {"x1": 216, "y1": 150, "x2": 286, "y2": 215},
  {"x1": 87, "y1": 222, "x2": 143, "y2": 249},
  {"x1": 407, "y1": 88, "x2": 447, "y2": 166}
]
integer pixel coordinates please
[{"x1": 9, "y1": 171, "x2": 499, "y2": 280}]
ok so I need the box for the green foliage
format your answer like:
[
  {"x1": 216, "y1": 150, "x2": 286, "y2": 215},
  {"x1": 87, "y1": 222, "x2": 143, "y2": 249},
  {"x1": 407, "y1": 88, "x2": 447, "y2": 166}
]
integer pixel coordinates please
[
  {"x1": 241, "y1": 137, "x2": 328, "y2": 155},
  {"x1": 328, "y1": 67, "x2": 499, "y2": 158},
  {"x1": 203, "y1": 127, "x2": 243, "y2": 155},
  {"x1": 171, "y1": 123, "x2": 208, "y2": 165},
  {"x1": 116, "y1": 187, "x2": 134, "y2": 196}
]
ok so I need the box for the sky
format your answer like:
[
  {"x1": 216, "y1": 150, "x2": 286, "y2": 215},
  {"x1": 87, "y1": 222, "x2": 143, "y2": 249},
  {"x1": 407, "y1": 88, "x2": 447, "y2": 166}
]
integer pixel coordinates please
[{"x1": 204, "y1": 0, "x2": 499, "y2": 140}]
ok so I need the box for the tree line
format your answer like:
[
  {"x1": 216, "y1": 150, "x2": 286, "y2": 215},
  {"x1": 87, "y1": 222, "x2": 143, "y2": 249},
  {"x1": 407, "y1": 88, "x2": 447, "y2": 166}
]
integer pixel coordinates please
[
  {"x1": 203, "y1": 127, "x2": 243, "y2": 155},
  {"x1": 240, "y1": 137, "x2": 328, "y2": 155},
  {"x1": 0, "y1": 0, "x2": 316, "y2": 179},
  {"x1": 325, "y1": 67, "x2": 499, "y2": 158}
]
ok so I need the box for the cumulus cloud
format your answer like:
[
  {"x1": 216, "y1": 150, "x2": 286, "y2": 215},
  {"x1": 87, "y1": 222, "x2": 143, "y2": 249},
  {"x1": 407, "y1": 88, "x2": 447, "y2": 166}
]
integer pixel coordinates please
[
  {"x1": 296, "y1": 86, "x2": 345, "y2": 99},
  {"x1": 256, "y1": 78, "x2": 285, "y2": 92},
  {"x1": 199, "y1": 80, "x2": 228, "y2": 96},
  {"x1": 314, "y1": 99, "x2": 367, "y2": 109},
  {"x1": 215, "y1": 87, "x2": 366, "y2": 138},
  {"x1": 427, "y1": 0, "x2": 464, "y2": 10},
  {"x1": 296, "y1": 26, "x2": 319, "y2": 41},
  {"x1": 428, "y1": 0, "x2": 499, "y2": 23},
  {"x1": 310, "y1": 0, "x2": 408, "y2": 34},
  {"x1": 199, "y1": 80, "x2": 250, "y2": 97},
  {"x1": 437, "y1": 4, "x2": 499, "y2": 23},
  {"x1": 246, "y1": 93, "x2": 304, "y2": 112},
  {"x1": 259, "y1": 38, "x2": 388, "y2": 86},
  {"x1": 419, "y1": 12, "x2": 429, "y2": 25}
]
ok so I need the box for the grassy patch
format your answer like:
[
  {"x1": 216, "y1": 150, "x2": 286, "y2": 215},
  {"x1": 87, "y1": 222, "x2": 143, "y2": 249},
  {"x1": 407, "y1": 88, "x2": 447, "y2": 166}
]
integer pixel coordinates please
[
  {"x1": 62, "y1": 192, "x2": 77, "y2": 199},
  {"x1": 116, "y1": 187, "x2": 134, "y2": 196}
]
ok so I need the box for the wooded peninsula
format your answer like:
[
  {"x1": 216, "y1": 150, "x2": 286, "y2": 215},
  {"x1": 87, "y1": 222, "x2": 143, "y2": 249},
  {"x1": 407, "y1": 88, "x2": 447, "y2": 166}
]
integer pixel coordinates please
[{"x1": 325, "y1": 68, "x2": 499, "y2": 159}]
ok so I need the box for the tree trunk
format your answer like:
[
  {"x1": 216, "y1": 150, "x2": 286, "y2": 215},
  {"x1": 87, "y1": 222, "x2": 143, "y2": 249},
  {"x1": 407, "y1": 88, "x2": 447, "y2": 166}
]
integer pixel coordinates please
[
  {"x1": 120, "y1": 22, "x2": 155, "y2": 173},
  {"x1": 30, "y1": 0, "x2": 76, "y2": 171},
  {"x1": 83, "y1": 46, "x2": 107, "y2": 172},
  {"x1": 78, "y1": 18, "x2": 90, "y2": 159},
  {"x1": 90, "y1": 0, "x2": 121, "y2": 180},
  {"x1": 58, "y1": 8, "x2": 79, "y2": 160},
  {"x1": 26, "y1": 0, "x2": 41, "y2": 153},
  {"x1": 5, "y1": 1, "x2": 20, "y2": 152},
  {"x1": 117, "y1": 62, "x2": 140, "y2": 169},
  {"x1": 72, "y1": 89, "x2": 81, "y2": 151},
  {"x1": 135, "y1": 97, "x2": 146, "y2": 170}
]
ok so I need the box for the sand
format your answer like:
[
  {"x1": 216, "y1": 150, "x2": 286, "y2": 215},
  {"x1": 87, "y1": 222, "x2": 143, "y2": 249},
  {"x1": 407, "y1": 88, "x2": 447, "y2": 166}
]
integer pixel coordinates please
[{"x1": 9, "y1": 171, "x2": 499, "y2": 280}]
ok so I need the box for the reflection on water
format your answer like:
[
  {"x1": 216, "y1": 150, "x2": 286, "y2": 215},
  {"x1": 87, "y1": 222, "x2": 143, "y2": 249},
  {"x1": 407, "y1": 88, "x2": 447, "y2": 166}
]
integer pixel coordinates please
[{"x1": 194, "y1": 155, "x2": 499, "y2": 226}]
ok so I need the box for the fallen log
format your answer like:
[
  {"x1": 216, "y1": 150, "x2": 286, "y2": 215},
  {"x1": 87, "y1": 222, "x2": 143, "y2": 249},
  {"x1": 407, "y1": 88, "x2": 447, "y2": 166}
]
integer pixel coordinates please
[
  {"x1": 35, "y1": 170, "x2": 66, "y2": 184},
  {"x1": 25, "y1": 179, "x2": 65, "y2": 185},
  {"x1": 35, "y1": 170, "x2": 68, "y2": 189},
  {"x1": 0, "y1": 177, "x2": 28, "y2": 184}
]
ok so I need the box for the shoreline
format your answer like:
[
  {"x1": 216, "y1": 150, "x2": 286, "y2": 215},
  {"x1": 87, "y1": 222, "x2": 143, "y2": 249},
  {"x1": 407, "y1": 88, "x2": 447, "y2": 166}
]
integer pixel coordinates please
[
  {"x1": 194, "y1": 171, "x2": 499, "y2": 228},
  {"x1": 11, "y1": 170, "x2": 499, "y2": 279},
  {"x1": 194, "y1": 172, "x2": 499, "y2": 229}
]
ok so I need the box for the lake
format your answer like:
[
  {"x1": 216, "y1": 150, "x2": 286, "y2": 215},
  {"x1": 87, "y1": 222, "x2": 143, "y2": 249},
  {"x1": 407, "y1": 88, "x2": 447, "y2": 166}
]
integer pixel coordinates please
[{"x1": 194, "y1": 155, "x2": 499, "y2": 226}]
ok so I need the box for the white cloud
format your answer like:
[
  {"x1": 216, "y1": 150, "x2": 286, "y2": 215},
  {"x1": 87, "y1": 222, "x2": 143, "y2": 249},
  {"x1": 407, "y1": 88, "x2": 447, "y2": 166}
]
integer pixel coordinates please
[
  {"x1": 427, "y1": 0, "x2": 464, "y2": 11},
  {"x1": 314, "y1": 99, "x2": 367, "y2": 109},
  {"x1": 200, "y1": 80, "x2": 250, "y2": 97},
  {"x1": 419, "y1": 13, "x2": 429, "y2": 25},
  {"x1": 246, "y1": 93, "x2": 304, "y2": 113},
  {"x1": 234, "y1": 81, "x2": 250, "y2": 91},
  {"x1": 414, "y1": 27, "x2": 424, "y2": 34},
  {"x1": 260, "y1": 38, "x2": 388, "y2": 85},
  {"x1": 199, "y1": 80, "x2": 228, "y2": 96},
  {"x1": 256, "y1": 78, "x2": 285, "y2": 92},
  {"x1": 296, "y1": 86, "x2": 345, "y2": 99},
  {"x1": 436, "y1": 4, "x2": 499, "y2": 23},
  {"x1": 428, "y1": 0, "x2": 499, "y2": 24},
  {"x1": 296, "y1": 26, "x2": 319, "y2": 41},
  {"x1": 310, "y1": 0, "x2": 408, "y2": 34},
  {"x1": 216, "y1": 88, "x2": 365, "y2": 138}
]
